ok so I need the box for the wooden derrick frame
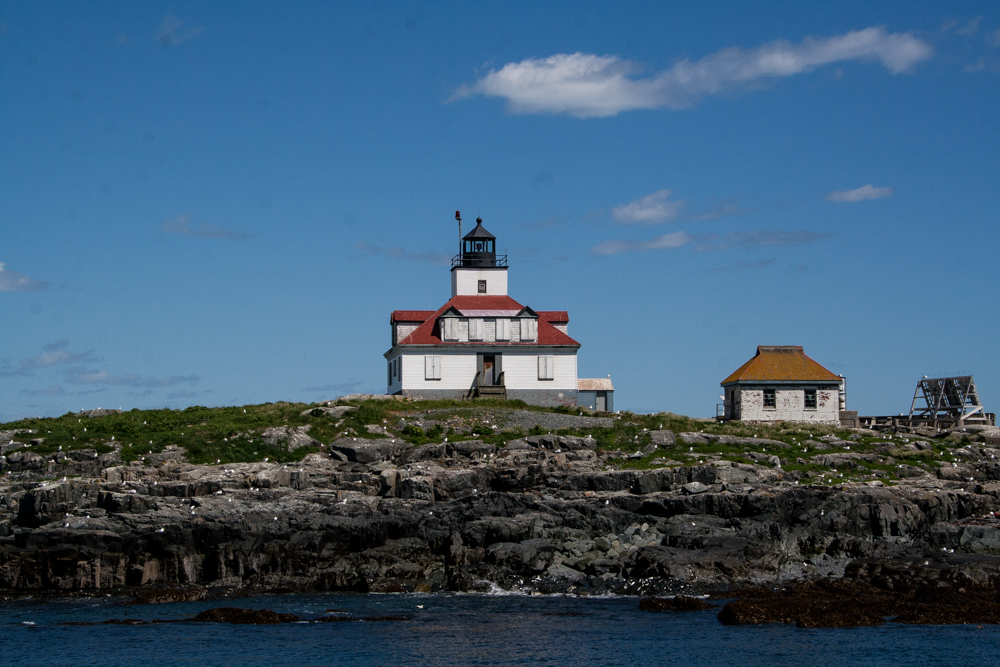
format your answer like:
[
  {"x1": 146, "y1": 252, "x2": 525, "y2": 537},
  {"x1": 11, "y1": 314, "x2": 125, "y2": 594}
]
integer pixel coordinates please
[{"x1": 909, "y1": 376, "x2": 988, "y2": 427}]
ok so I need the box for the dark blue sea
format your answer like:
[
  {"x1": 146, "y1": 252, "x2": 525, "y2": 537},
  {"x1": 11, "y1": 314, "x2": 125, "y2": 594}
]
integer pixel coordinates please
[{"x1": 1, "y1": 592, "x2": 996, "y2": 666}]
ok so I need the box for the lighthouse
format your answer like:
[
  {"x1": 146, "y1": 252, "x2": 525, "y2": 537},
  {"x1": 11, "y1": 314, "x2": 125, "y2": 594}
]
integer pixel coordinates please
[{"x1": 384, "y1": 213, "x2": 613, "y2": 410}]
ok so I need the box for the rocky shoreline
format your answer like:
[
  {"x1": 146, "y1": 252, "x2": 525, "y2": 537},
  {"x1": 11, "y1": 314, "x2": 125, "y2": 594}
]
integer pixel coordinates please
[{"x1": 4, "y1": 408, "x2": 1000, "y2": 626}]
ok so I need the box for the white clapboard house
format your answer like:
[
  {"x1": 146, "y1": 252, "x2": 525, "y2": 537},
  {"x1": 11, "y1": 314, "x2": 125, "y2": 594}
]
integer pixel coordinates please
[{"x1": 385, "y1": 216, "x2": 611, "y2": 408}]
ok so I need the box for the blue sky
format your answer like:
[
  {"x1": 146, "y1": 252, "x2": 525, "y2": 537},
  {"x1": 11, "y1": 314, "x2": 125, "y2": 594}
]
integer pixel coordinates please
[{"x1": 2, "y1": 1, "x2": 998, "y2": 421}]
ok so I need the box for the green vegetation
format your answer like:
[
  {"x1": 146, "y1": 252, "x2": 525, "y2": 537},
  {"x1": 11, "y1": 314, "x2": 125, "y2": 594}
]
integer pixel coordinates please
[{"x1": 1, "y1": 398, "x2": 978, "y2": 483}]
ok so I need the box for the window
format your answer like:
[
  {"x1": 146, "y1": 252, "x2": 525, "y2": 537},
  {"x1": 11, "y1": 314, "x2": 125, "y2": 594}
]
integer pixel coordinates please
[
  {"x1": 468, "y1": 318, "x2": 482, "y2": 340},
  {"x1": 495, "y1": 318, "x2": 510, "y2": 341},
  {"x1": 425, "y1": 355, "x2": 441, "y2": 380},
  {"x1": 387, "y1": 361, "x2": 392, "y2": 385},
  {"x1": 521, "y1": 317, "x2": 537, "y2": 341},
  {"x1": 804, "y1": 388, "x2": 817, "y2": 410},
  {"x1": 478, "y1": 279, "x2": 487, "y2": 293},
  {"x1": 538, "y1": 355, "x2": 554, "y2": 380},
  {"x1": 763, "y1": 388, "x2": 776, "y2": 409},
  {"x1": 442, "y1": 317, "x2": 458, "y2": 341}
]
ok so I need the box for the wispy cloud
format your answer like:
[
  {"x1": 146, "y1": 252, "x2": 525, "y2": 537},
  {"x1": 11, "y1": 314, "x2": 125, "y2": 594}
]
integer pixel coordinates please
[
  {"x1": 21, "y1": 385, "x2": 65, "y2": 397},
  {"x1": 356, "y1": 241, "x2": 451, "y2": 265},
  {"x1": 591, "y1": 231, "x2": 692, "y2": 255},
  {"x1": 161, "y1": 215, "x2": 248, "y2": 240},
  {"x1": 451, "y1": 27, "x2": 933, "y2": 117},
  {"x1": 0, "y1": 263, "x2": 49, "y2": 292},
  {"x1": 158, "y1": 14, "x2": 204, "y2": 47},
  {"x1": 826, "y1": 184, "x2": 893, "y2": 202},
  {"x1": 687, "y1": 198, "x2": 752, "y2": 222},
  {"x1": 692, "y1": 230, "x2": 832, "y2": 252},
  {"x1": 64, "y1": 369, "x2": 200, "y2": 388},
  {"x1": 942, "y1": 17, "x2": 983, "y2": 36},
  {"x1": 0, "y1": 341, "x2": 97, "y2": 377},
  {"x1": 613, "y1": 190, "x2": 685, "y2": 224}
]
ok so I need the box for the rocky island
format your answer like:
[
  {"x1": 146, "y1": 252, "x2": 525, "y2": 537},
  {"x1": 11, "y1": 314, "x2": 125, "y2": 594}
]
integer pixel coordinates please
[{"x1": 3, "y1": 397, "x2": 1000, "y2": 626}]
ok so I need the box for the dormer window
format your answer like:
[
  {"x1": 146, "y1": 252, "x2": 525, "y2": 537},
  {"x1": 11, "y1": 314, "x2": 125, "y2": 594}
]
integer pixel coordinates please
[{"x1": 442, "y1": 317, "x2": 459, "y2": 341}]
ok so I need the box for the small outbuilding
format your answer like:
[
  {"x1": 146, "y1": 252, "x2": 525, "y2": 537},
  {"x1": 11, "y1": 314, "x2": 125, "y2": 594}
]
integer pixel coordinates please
[
  {"x1": 577, "y1": 377, "x2": 614, "y2": 412},
  {"x1": 721, "y1": 346, "x2": 842, "y2": 424}
]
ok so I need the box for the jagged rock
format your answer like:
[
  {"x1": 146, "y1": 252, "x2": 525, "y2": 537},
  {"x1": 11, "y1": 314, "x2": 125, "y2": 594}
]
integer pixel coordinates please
[
  {"x1": 76, "y1": 408, "x2": 122, "y2": 418},
  {"x1": 261, "y1": 426, "x2": 320, "y2": 451},
  {"x1": 330, "y1": 437, "x2": 403, "y2": 463},
  {"x1": 300, "y1": 405, "x2": 357, "y2": 418},
  {"x1": 648, "y1": 430, "x2": 676, "y2": 448},
  {"x1": 682, "y1": 481, "x2": 708, "y2": 494}
]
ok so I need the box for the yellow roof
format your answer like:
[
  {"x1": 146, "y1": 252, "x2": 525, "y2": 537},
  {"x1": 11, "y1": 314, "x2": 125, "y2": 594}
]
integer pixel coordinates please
[{"x1": 722, "y1": 346, "x2": 840, "y2": 385}]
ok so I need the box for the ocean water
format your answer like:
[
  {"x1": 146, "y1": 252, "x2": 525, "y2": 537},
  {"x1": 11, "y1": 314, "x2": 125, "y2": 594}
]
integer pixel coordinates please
[{"x1": 1, "y1": 592, "x2": 996, "y2": 667}]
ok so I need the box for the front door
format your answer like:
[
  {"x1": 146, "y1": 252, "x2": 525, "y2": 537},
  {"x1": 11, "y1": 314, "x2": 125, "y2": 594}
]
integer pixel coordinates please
[
  {"x1": 596, "y1": 393, "x2": 606, "y2": 412},
  {"x1": 482, "y1": 355, "x2": 495, "y2": 386}
]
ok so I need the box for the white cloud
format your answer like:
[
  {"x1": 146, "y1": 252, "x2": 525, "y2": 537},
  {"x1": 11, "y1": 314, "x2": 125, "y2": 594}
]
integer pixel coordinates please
[
  {"x1": 0, "y1": 263, "x2": 49, "y2": 292},
  {"x1": 452, "y1": 27, "x2": 933, "y2": 117},
  {"x1": 687, "y1": 198, "x2": 751, "y2": 222},
  {"x1": 21, "y1": 385, "x2": 65, "y2": 397},
  {"x1": 161, "y1": 215, "x2": 248, "y2": 240},
  {"x1": 826, "y1": 184, "x2": 894, "y2": 202},
  {"x1": 591, "y1": 231, "x2": 692, "y2": 255},
  {"x1": 612, "y1": 190, "x2": 685, "y2": 224},
  {"x1": 64, "y1": 369, "x2": 199, "y2": 388},
  {"x1": 0, "y1": 341, "x2": 97, "y2": 376}
]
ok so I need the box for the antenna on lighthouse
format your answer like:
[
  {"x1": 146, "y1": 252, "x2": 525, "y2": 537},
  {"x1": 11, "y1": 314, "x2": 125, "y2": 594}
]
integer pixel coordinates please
[{"x1": 455, "y1": 210, "x2": 462, "y2": 261}]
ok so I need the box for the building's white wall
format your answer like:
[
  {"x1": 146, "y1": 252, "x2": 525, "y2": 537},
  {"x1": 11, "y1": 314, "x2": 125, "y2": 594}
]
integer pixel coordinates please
[
  {"x1": 501, "y1": 351, "x2": 577, "y2": 390},
  {"x1": 735, "y1": 385, "x2": 839, "y2": 423},
  {"x1": 451, "y1": 268, "x2": 508, "y2": 296},
  {"x1": 398, "y1": 349, "x2": 577, "y2": 392},
  {"x1": 386, "y1": 353, "x2": 403, "y2": 394},
  {"x1": 400, "y1": 350, "x2": 479, "y2": 391}
]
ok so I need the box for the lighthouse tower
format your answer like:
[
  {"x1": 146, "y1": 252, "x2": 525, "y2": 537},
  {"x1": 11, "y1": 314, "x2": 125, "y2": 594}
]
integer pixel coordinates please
[{"x1": 451, "y1": 216, "x2": 508, "y2": 297}]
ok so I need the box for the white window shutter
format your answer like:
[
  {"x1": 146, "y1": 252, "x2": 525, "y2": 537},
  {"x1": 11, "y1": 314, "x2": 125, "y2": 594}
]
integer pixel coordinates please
[
  {"x1": 522, "y1": 318, "x2": 536, "y2": 341},
  {"x1": 425, "y1": 356, "x2": 433, "y2": 379},
  {"x1": 434, "y1": 356, "x2": 441, "y2": 379},
  {"x1": 538, "y1": 355, "x2": 554, "y2": 380},
  {"x1": 496, "y1": 318, "x2": 509, "y2": 340},
  {"x1": 469, "y1": 318, "x2": 480, "y2": 340}
]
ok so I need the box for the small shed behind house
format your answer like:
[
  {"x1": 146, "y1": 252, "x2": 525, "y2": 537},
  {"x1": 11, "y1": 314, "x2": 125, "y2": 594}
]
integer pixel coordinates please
[{"x1": 578, "y1": 377, "x2": 614, "y2": 412}]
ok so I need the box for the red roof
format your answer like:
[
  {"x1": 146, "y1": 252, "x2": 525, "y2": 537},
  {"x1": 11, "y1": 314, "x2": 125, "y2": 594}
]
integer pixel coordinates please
[
  {"x1": 391, "y1": 310, "x2": 436, "y2": 323},
  {"x1": 538, "y1": 311, "x2": 569, "y2": 323},
  {"x1": 722, "y1": 346, "x2": 840, "y2": 385},
  {"x1": 393, "y1": 295, "x2": 580, "y2": 347}
]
